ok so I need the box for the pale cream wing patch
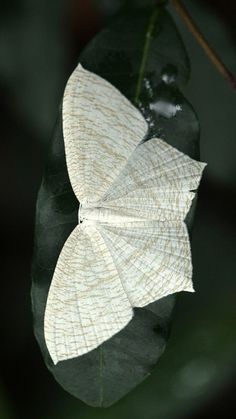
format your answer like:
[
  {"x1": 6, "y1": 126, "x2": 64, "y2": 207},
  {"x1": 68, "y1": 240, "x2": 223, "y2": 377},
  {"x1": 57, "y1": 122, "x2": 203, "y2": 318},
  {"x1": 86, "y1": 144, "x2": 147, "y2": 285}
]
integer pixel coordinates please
[
  {"x1": 98, "y1": 220, "x2": 194, "y2": 308},
  {"x1": 62, "y1": 64, "x2": 147, "y2": 204},
  {"x1": 100, "y1": 137, "x2": 206, "y2": 221},
  {"x1": 44, "y1": 224, "x2": 133, "y2": 364},
  {"x1": 93, "y1": 138, "x2": 206, "y2": 308}
]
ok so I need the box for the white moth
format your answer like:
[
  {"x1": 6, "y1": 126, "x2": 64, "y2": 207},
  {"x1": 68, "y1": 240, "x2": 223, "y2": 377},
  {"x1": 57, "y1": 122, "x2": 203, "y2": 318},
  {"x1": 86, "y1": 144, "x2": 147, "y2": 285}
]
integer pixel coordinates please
[{"x1": 44, "y1": 64, "x2": 206, "y2": 365}]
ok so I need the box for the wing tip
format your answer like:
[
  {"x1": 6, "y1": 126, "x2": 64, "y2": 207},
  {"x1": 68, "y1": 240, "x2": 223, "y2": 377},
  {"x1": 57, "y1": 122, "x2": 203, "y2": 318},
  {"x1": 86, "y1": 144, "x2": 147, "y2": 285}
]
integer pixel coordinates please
[
  {"x1": 184, "y1": 283, "x2": 195, "y2": 293},
  {"x1": 51, "y1": 353, "x2": 59, "y2": 366},
  {"x1": 44, "y1": 336, "x2": 59, "y2": 365},
  {"x1": 200, "y1": 161, "x2": 207, "y2": 173},
  {"x1": 148, "y1": 137, "x2": 207, "y2": 171},
  {"x1": 77, "y1": 62, "x2": 85, "y2": 73}
]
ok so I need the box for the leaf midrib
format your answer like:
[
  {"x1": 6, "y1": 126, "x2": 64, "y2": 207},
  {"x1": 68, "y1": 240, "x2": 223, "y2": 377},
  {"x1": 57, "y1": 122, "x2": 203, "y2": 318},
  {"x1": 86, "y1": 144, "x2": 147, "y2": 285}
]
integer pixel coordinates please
[{"x1": 134, "y1": 7, "x2": 160, "y2": 104}]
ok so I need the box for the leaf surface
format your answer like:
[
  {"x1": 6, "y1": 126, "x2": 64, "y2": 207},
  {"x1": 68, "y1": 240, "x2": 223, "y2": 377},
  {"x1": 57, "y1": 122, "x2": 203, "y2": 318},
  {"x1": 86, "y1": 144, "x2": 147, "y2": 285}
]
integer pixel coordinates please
[{"x1": 31, "y1": 5, "x2": 201, "y2": 406}]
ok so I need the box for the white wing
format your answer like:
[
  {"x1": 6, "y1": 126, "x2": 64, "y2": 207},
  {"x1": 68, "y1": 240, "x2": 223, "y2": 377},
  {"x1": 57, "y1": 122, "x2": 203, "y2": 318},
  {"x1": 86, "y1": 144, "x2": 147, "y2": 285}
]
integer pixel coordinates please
[
  {"x1": 98, "y1": 220, "x2": 193, "y2": 308},
  {"x1": 44, "y1": 223, "x2": 133, "y2": 364},
  {"x1": 99, "y1": 137, "x2": 206, "y2": 221},
  {"x1": 62, "y1": 64, "x2": 147, "y2": 204},
  {"x1": 92, "y1": 137, "x2": 206, "y2": 308}
]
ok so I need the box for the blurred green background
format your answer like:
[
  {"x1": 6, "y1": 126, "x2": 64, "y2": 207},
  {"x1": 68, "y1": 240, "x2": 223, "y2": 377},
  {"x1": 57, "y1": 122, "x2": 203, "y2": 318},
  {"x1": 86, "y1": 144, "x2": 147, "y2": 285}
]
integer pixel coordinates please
[{"x1": 1, "y1": 1, "x2": 236, "y2": 418}]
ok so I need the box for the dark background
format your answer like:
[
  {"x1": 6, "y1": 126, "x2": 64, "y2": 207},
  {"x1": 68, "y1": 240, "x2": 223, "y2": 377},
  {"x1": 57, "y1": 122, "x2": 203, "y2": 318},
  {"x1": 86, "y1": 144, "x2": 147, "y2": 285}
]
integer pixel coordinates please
[{"x1": 1, "y1": 1, "x2": 236, "y2": 418}]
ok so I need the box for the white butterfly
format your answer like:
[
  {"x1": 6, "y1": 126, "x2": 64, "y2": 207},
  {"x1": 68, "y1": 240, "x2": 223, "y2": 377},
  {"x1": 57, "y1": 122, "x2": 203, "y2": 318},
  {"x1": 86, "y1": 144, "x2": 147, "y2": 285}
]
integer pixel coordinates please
[{"x1": 44, "y1": 64, "x2": 206, "y2": 365}]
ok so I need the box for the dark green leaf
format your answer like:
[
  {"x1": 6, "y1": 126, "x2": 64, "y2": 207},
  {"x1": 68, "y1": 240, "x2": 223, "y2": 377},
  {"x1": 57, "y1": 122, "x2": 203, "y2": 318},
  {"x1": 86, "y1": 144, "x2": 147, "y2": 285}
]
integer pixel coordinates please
[{"x1": 32, "y1": 6, "x2": 200, "y2": 406}]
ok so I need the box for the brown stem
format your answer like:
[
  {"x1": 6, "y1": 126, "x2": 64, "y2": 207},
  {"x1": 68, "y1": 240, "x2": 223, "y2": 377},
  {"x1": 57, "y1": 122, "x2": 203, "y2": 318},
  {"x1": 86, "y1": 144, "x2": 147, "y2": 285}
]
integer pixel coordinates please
[{"x1": 171, "y1": 0, "x2": 236, "y2": 92}]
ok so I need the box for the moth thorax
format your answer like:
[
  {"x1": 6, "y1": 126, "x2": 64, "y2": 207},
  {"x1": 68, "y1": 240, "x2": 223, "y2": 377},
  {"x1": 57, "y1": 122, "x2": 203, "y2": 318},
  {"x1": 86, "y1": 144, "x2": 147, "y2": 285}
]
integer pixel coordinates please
[{"x1": 79, "y1": 204, "x2": 142, "y2": 224}]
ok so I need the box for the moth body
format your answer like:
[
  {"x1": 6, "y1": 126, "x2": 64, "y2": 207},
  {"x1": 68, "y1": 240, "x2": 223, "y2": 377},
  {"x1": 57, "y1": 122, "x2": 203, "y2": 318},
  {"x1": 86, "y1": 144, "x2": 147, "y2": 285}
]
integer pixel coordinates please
[{"x1": 79, "y1": 204, "x2": 143, "y2": 224}]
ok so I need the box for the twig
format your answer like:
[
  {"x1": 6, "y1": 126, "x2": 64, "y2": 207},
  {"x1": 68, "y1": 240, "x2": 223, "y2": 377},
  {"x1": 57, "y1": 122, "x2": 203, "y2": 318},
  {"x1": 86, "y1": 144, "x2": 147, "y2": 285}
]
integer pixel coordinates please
[{"x1": 171, "y1": 0, "x2": 236, "y2": 92}]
